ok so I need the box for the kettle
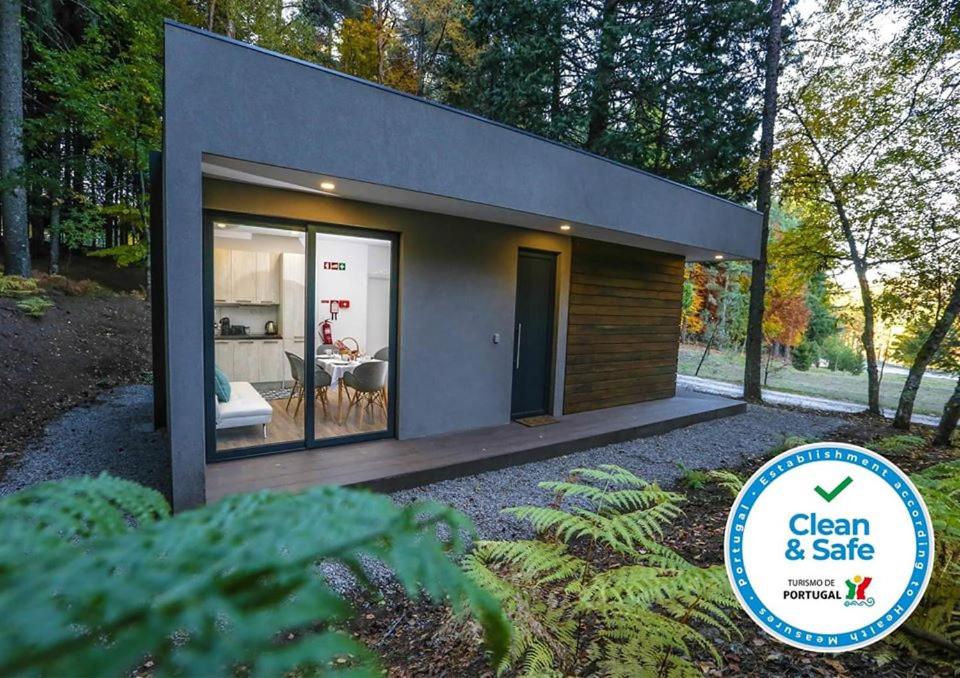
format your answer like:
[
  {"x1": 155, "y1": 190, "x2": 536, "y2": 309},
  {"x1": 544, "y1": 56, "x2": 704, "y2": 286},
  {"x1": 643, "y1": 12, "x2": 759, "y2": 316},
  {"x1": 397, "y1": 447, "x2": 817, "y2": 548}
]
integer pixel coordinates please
[{"x1": 264, "y1": 320, "x2": 278, "y2": 335}]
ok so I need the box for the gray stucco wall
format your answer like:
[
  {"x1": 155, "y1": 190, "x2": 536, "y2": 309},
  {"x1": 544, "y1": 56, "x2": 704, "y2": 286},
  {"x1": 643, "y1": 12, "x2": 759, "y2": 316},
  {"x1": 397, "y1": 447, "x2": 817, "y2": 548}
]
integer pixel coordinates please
[
  {"x1": 203, "y1": 180, "x2": 571, "y2": 442},
  {"x1": 163, "y1": 23, "x2": 759, "y2": 510}
]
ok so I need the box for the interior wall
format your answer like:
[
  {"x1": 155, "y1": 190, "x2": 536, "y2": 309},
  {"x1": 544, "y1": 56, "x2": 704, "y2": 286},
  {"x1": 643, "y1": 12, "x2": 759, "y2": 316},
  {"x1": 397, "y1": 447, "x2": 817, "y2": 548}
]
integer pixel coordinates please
[{"x1": 204, "y1": 178, "x2": 571, "y2": 438}]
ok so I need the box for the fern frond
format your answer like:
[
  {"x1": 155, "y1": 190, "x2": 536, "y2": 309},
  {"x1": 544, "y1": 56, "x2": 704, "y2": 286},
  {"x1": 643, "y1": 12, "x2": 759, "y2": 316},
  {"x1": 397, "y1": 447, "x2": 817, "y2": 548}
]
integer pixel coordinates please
[
  {"x1": 468, "y1": 465, "x2": 740, "y2": 677},
  {"x1": 0, "y1": 477, "x2": 510, "y2": 676},
  {"x1": 473, "y1": 540, "x2": 587, "y2": 584},
  {"x1": 706, "y1": 469, "x2": 744, "y2": 497},
  {"x1": 568, "y1": 464, "x2": 647, "y2": 486},
  {"x1": 503, "y1": 505, "x2": 598, "y2": 542}
]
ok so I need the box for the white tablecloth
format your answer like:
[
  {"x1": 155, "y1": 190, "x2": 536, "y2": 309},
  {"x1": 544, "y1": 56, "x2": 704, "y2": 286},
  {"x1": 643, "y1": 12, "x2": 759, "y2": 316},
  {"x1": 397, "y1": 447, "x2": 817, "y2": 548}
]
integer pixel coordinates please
[{"x1": 316, "y1": 356, "x2": 384, "y2": 383}]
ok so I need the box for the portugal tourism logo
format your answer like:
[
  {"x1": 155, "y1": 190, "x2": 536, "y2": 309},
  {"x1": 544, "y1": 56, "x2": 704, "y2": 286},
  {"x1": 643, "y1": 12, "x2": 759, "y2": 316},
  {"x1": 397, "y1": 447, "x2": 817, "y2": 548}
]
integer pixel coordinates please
[{"x1": 724, "y1": 442, "x2": 934, "y2": 652}]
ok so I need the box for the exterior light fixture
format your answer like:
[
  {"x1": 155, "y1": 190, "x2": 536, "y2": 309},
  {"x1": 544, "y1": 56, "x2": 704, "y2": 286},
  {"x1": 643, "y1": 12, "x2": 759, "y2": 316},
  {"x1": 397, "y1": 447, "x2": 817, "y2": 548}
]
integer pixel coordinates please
[
  {"x1": 714, "y1": 254, "x2": 724, "y2": 260},
  {"x1": 560, "y1": 224, "x2": 571, "y2": 231},
  {"x1": 320, "y1": 181, "x2": 336, "y2": 191}
]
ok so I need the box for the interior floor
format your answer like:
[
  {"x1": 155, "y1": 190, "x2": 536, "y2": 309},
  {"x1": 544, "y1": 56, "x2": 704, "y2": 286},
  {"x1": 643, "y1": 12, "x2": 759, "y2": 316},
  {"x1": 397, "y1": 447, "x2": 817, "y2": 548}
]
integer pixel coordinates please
[{"x1": 215, "y1": 389, "x2": 387, "y2": 452}]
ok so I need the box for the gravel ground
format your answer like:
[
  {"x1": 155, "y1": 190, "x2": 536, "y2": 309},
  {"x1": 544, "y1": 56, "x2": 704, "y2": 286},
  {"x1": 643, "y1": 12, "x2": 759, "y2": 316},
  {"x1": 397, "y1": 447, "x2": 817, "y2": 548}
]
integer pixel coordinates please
[
  {"x1": 391, "y1": 404, "x2": 846, "y2": 541},
  {"x1": 0, "y1": 385, "x2": 170, "y2": 499}
]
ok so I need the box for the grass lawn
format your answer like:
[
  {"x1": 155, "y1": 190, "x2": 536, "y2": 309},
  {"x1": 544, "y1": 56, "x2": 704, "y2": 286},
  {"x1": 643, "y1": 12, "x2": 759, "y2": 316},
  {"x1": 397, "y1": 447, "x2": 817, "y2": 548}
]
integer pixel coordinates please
[{"x1": 678, "y1": 343, "x2": 955, "y2": 417}]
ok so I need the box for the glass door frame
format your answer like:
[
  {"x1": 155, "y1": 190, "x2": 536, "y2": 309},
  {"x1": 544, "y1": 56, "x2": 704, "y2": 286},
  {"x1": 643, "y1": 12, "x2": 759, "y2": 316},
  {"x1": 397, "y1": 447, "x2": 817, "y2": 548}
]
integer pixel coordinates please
[{"x1": 203, "y1": 209, "x2": 400, "y2": 463}]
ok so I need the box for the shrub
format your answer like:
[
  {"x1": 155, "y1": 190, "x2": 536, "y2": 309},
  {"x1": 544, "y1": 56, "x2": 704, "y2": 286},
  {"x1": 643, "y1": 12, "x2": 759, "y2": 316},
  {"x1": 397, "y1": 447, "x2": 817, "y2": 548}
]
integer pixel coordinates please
[
  {"x1": 707, "y1": 469, "x2": 744, "y2": 497},
  {"x1": 0, "y1": 275, "x2": 40, "y2": 298},
  {"x1": 0, "y1": 474, "x2": 508, "y2": 676},
  {"x1": 35, "y1": 272, "x2": 108, "y2": 296},
  {"x1": 872, "y1": 434, "x2": 926, "y2": 457},
  {"x1": 15, "y1": 295, "x2": 55, "y2": 318},
  {"x1": 822, "y1": 336, "x2": 864, "y2": 375},
  {"x1": 790, "y1": 340, "x2": 817, "y2": 371},
  {"x1": 676, "y1": 463, "x2": 709, "y2": 490},
  {"x1": 769, "y1": 434, "x2": 815, "y2": 456},
  {"x1": 464, "y1": 465, "x2": 738, "y2": 676}
]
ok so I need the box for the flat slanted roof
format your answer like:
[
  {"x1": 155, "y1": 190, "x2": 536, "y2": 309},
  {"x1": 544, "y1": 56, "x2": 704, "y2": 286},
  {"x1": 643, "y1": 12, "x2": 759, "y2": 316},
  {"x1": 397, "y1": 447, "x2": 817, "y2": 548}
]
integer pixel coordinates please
[{"x1": 164, "y1": 21, "x2": 761, "y2": 261}]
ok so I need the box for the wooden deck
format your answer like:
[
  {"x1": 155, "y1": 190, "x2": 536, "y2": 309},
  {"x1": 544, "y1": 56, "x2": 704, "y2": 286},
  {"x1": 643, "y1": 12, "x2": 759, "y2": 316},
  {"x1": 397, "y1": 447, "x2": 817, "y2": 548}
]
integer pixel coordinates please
[{"x1": 205, "y1": 389, "x2": 746, "y2": 502}]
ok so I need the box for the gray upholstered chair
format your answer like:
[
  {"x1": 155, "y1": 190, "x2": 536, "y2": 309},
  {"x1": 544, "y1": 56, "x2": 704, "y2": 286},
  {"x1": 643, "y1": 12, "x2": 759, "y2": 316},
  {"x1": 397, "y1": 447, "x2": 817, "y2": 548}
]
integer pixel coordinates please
[
  {"x1": 285, "y1": 352, "x2": 333, "y2": 417},
  {"x1": 342, "y1": 360, "x2": 388, "y2": 422},
  {"x1": 317, "y1": 343, "x2": 338, "y2": 356},
  {"x1": 373, "y1": 346, "x2": 389, "y2": 361}
]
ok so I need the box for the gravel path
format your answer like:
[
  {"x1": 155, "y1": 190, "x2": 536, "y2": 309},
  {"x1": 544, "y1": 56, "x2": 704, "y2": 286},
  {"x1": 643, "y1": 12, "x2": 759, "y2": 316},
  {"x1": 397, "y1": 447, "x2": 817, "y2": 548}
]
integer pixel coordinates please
[
  {"x1": 391, "y1": 404, "x2": 846, "y2": 541},
  {"x1": 0, "y1": 386, "x2": 170, "y2": 499}
]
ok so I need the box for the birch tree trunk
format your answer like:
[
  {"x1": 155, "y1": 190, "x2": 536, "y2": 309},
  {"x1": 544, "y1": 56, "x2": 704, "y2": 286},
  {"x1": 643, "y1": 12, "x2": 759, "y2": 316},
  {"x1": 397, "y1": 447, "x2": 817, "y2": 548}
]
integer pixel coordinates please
[
  {"x1": 893, "y1": 275, "x2": 960, "y2": 429},
  {"x1": 0, "y1": 0, "x2": 30, "y2": 277},
  {"x1": 744, "y1": 0, "x2": 784, "y2": 402}
]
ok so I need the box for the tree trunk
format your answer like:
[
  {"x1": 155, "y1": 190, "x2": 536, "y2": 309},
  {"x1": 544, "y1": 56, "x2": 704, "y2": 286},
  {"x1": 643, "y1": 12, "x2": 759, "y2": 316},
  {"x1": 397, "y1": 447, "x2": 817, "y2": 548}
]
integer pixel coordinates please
[
  {"x1": 744, "y1": 0, "x2": 784, "y2": 403},
  {"x1": 853, "y1": 260, "x2": 882, "y2": 414},
  {"x1": 584, "y1": 0, "x2": 620, "y2": 152},
  {"x1": 934, "y1": 375, "x2": 960, "y2": 447},
  {"x1": 0, "y1": 0, "x2": 30, "y2": 277},
  {"x1": 48, "y1": 201, "x2": 60, "y2": 274},
  {"x1": 893, "y1": 275, "x2": 960, "y2": 429}
]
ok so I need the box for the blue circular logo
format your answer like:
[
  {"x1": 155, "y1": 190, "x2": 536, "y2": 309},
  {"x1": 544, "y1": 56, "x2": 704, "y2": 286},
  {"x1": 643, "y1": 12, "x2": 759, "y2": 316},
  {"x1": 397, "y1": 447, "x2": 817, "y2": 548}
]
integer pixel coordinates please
[{"x1": 724, "y1": 442, "x2": 934, "y2": 652}]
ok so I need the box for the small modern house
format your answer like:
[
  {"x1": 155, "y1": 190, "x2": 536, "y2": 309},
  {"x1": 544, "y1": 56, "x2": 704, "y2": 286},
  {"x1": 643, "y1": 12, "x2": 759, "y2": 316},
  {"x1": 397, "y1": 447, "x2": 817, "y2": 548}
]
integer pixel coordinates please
[{"x1": 156, "y1": 22, "x2": 762, "y2": 511}]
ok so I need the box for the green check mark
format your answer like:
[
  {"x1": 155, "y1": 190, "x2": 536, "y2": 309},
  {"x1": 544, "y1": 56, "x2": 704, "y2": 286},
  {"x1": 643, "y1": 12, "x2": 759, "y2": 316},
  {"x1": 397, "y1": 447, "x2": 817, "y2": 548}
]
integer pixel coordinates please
[{"x1": 814, "y1": 476, "x2": 853, "y2": 502}]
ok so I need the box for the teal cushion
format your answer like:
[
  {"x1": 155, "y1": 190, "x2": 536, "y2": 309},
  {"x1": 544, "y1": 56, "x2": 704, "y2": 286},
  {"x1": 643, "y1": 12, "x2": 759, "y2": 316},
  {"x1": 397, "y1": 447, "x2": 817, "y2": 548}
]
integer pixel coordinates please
[{"x1": 214, "y1": 367, "x2": 231, "y2": 403}]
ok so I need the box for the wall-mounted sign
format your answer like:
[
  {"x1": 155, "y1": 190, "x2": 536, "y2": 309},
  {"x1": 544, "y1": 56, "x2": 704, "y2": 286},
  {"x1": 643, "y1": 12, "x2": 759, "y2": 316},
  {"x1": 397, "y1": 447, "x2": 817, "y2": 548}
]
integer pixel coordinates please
[
  {"x1": 320, "y1": 299, "x2": 350, "y2": 308},
  {"x1": 323, "y1": 261, "x2": 347, "y2": 270}
]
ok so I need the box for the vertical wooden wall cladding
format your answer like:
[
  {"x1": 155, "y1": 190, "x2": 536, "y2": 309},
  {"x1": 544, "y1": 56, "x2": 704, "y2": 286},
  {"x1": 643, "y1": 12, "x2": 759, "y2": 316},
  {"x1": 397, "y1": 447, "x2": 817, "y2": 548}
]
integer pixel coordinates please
[{"x1": 564, "y1": 238, "x2": 684, "y2": 414}]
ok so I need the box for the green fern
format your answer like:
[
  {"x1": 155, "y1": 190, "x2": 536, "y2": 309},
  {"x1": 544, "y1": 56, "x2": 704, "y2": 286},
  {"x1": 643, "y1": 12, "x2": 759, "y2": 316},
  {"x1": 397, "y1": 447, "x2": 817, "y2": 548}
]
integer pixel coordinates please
[
  {"x1": 0, "y1": 474, "x2": 509, "y2": 676},
  {"x1": 676, "y1": 463, "x2": 709, "y2": 490},
  {"x1": 15, "y1": 295, "x2": 54, "y2": 318},
  {"x1": 873, "y1": 434, "x2": 926, "y2": 457},
  {"x1": 706, "y1": 469, "x2": 744, "y2": 497},
  {"x1": 768, "y1": 434, "x2": 815, "y2": 456},
  {"x1": 464, "y1": 464, "x2": 739, "y2": 677}
]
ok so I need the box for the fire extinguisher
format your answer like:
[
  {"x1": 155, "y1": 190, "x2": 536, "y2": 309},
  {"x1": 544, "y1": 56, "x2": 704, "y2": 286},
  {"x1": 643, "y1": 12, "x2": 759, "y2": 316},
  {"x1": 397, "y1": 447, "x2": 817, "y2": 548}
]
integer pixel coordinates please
[{"x1": 320, "y1": 319, "x2": 333, "y2": 345}]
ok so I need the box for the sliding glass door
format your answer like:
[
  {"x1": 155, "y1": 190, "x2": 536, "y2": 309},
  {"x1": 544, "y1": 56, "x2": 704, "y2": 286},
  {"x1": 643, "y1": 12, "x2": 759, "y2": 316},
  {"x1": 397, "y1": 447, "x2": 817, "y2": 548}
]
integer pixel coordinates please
[
  {"x1": 205, "y1": 211, "x2": 397, "y2": 461},
  {"x1": 311, "y1": 228, "x2": 395, "y2": 444}
]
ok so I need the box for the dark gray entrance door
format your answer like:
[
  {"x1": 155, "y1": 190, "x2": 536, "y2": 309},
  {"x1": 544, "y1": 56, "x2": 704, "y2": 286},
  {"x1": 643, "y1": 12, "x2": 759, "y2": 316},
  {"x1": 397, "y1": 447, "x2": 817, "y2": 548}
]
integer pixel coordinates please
[{"x1": 511, "y1": 250, "x2": 557, "y2": 418}]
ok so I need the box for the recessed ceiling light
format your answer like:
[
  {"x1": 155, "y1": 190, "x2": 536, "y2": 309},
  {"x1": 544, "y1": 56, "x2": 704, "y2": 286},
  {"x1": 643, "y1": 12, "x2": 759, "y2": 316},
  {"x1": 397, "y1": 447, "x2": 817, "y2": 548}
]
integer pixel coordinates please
[
  {"x1": 560, "y1": 224, "x2": 571, "y2": 231},
  {"x1": 714, "y1": 254, "x2": 724, "y2": 260},
  {"x1": 215, "y1": 223, "x2": 227, "y2": 228},
  {"x1": 320, "y1": 181, "x2": 336, "y2": 191}
]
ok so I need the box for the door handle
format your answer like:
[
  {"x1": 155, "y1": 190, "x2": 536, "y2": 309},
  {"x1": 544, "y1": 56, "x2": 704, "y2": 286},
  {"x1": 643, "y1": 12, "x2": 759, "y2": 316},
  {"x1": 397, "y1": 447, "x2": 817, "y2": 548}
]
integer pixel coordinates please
[{"x1": 515, "y1": 323, "x2": 522, "y2": 370}]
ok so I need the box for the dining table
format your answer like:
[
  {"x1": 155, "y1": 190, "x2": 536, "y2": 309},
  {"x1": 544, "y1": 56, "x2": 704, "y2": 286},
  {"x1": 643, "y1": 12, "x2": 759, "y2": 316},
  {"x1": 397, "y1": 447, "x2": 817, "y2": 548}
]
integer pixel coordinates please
[{"x1": 316, "y1": 355, "x2": 385, "y2": 423}]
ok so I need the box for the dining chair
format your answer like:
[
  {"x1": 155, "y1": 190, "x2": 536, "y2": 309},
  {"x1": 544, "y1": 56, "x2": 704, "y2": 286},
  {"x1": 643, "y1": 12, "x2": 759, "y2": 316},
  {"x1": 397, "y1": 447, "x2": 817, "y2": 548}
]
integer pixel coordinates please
[
  {"x1": 342, "y1": 360, "x2": 388, "y2": 422},
  {"x1": 284, "y1": 352, "x2": 332, "y2": 418},
  {"x1": 372, "y1": 347, "x2": 390, "y2": 407},
  {"x1": 317, "y1": 343, "x2": 338, "y2": 356}
]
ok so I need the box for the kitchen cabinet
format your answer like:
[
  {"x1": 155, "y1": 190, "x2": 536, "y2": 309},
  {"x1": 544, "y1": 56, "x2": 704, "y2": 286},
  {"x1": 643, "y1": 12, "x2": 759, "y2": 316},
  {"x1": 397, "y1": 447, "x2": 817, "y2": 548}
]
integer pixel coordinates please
[
  {"x1": 256, "y1": 252, "x2": 280, "y2": 303},
  {"x1": 281, "y1": 253, "x2": 306, "y2": 382},
  {"x1": 213, "y1": 248, "x2": 280, "y2": 305},
  {"x1": 214, "y1": 340, "x2": 235, "y2": 378},
  {"x1": 233, "y1": 340, "x2": 258, "y2": 383},
  {"x1": 216, "y1": 338, "x2": 284, "y2": 384},
  {"x1": 214, "y1": 249, "x2": 232, "y2": 302},
  {"x1": 258, "y1": 340, "x2": 285, "y2": 383},
  {"x1": 231, "y1": 250, "x2": 258, "y2": 303}
]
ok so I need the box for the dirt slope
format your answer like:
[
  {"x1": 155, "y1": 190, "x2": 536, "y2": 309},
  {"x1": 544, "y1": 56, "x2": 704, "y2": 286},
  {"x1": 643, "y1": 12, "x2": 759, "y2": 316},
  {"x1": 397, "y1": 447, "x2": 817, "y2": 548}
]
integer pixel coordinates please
[{"x1": 0, "y1": 292, "x2": 152, "y2": 471}]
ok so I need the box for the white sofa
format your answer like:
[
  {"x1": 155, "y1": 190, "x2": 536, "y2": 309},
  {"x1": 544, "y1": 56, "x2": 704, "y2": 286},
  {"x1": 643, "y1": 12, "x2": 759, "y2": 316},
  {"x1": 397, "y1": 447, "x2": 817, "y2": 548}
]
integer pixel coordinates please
[{"x1": 215, "y1": 382, "x2": 273, "y2": 437}]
